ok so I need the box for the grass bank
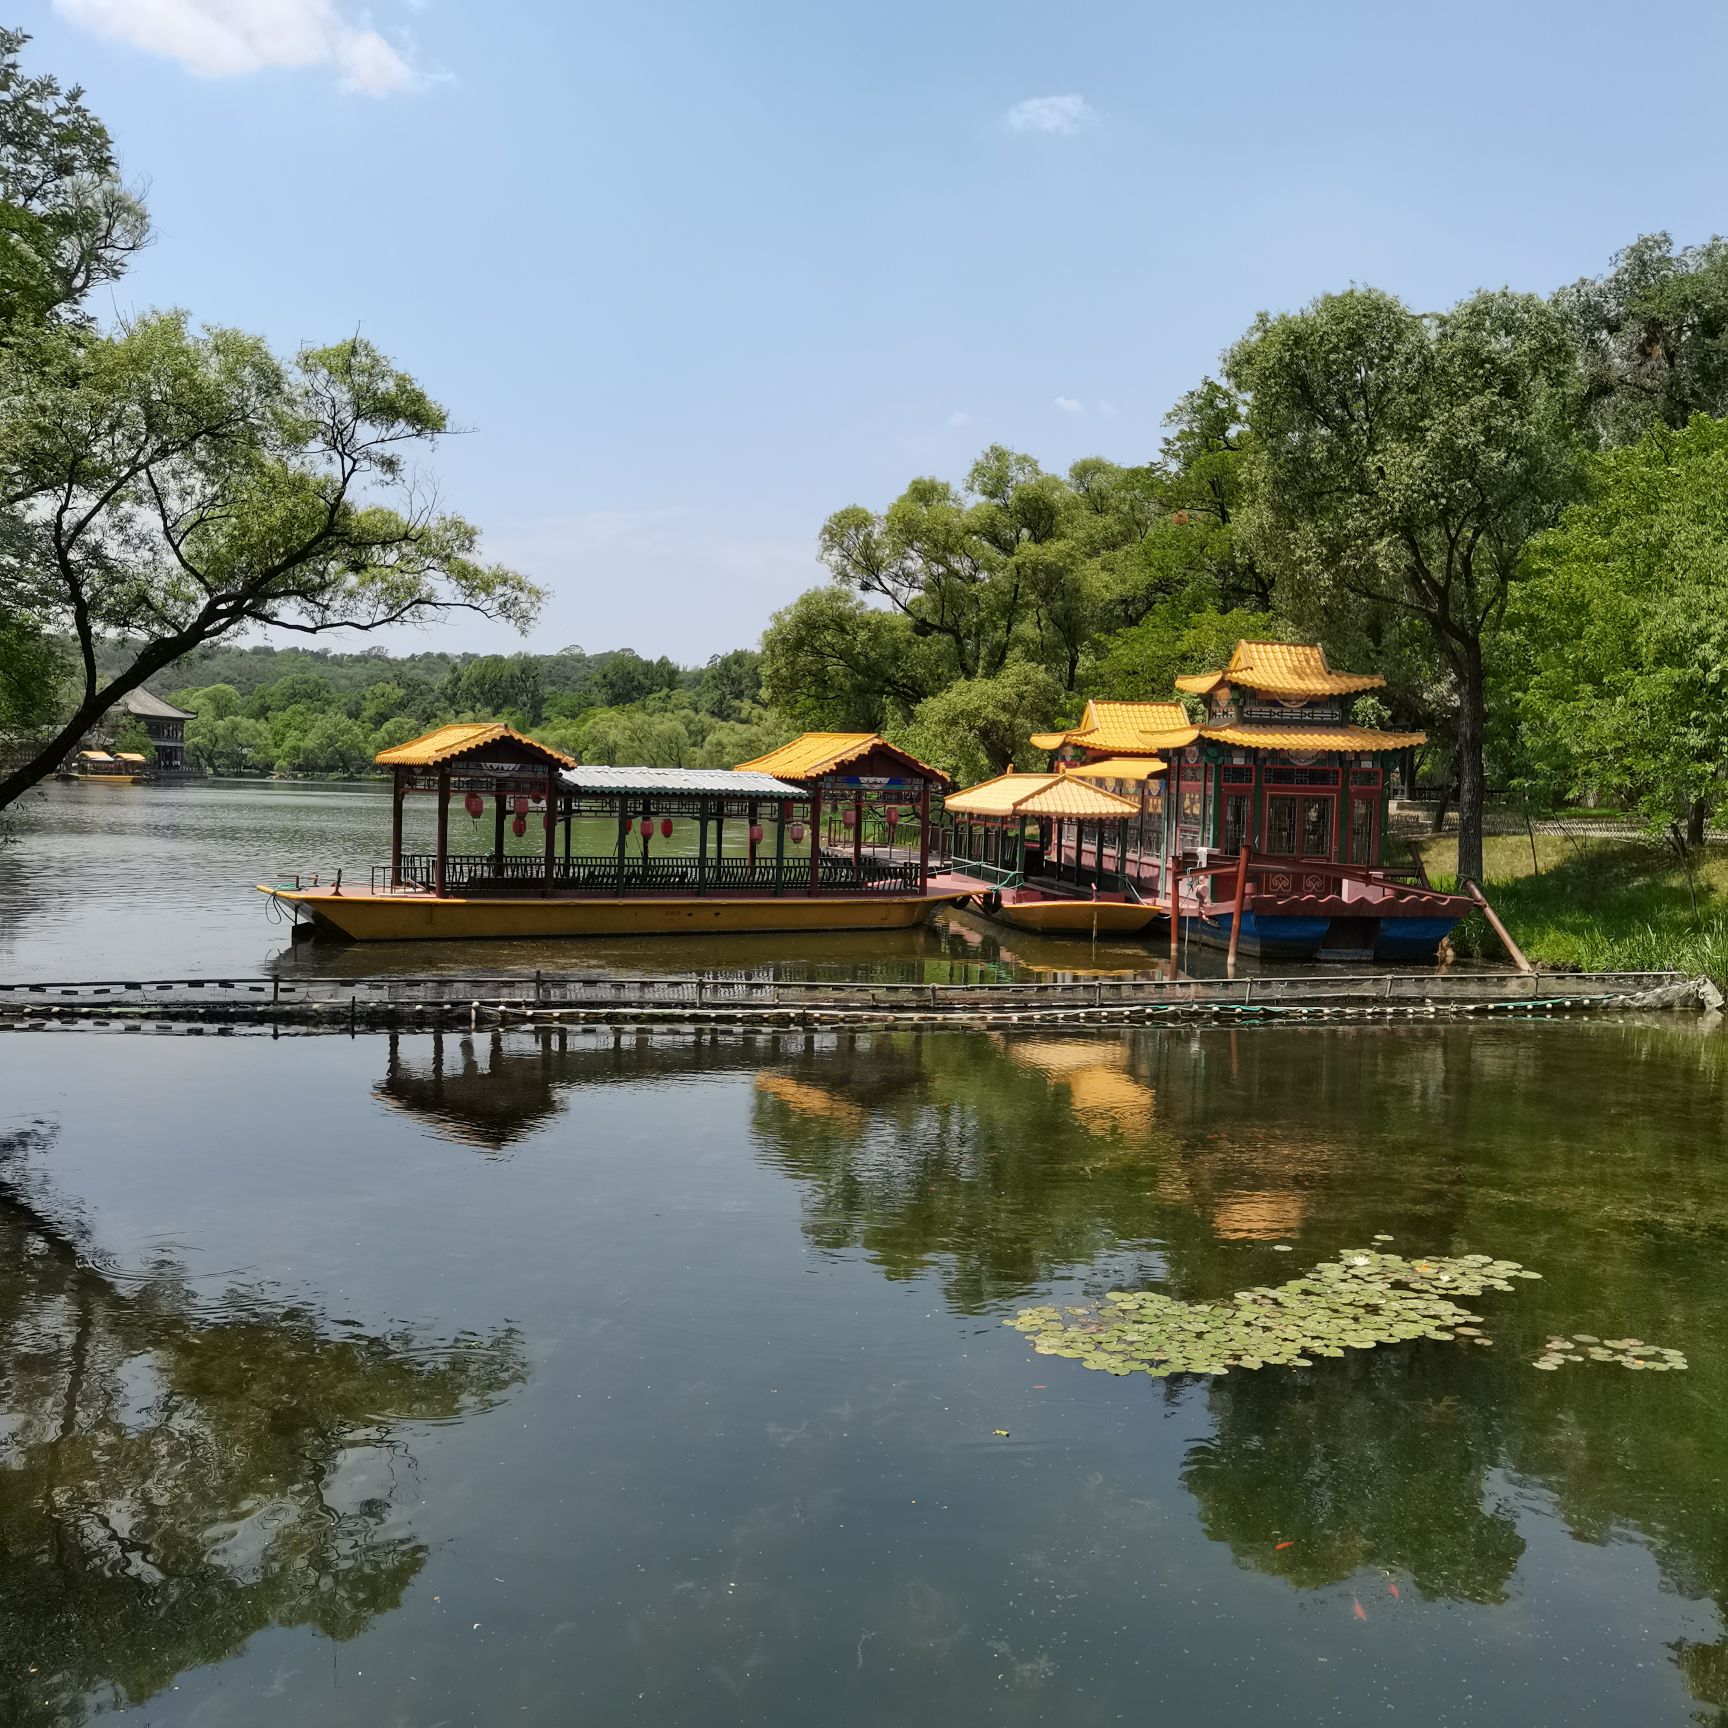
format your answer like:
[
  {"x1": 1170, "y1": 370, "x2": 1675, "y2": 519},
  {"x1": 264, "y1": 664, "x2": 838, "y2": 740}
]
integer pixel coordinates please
[{"x1": 1413, "y1": 832, "x2": 1728, "y2": 980}]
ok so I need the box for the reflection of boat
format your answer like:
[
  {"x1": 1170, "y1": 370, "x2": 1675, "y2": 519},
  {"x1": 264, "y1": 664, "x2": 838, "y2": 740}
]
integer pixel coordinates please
[
  {"x1": 265, "y1": 726, "x2": 966, "y2": 943},
  {"x1": 59, "y1": 749, "x2": 150, "y2": 783},
  {"x1": 997, "y1": 1035, "x2": 1157, "y2": 1135},
  {"x1": 943, "y1": 771, "x2": 1161, "y2": 939},
  {"x1": 753, "y1": 1071, "x2": 866, "y2": 1128}
]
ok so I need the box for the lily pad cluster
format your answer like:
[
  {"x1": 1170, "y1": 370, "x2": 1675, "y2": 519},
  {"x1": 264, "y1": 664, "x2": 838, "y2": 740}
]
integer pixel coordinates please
[
  {"x1": 1006, "y1": 1249, "x2": 1541, "y2": 1379},
  {"x1": 1533, "y1": 1334, "x2": 1687, "y2": 1372}
]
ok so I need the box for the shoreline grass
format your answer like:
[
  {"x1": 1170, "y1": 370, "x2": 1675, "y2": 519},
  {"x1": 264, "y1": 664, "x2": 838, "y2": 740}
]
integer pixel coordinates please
[{"x1": 1414, "y1": 832, "x2": 1728, "y2": 981}]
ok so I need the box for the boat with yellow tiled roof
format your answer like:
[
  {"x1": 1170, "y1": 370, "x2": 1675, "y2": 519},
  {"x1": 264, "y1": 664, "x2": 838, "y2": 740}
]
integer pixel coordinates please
[
  {"x1": 260, "y1": 726, "x2": 971, "y2": 942},
  {"x1": 941, "y1": 769, "x2": 1161, "y2": 935},
  {"x1": 1003, "y1": 639, "x2": 1474, "y2": 963}
]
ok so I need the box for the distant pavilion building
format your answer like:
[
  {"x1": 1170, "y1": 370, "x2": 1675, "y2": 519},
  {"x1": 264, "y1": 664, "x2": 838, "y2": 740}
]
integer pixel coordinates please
[{"x1": 118, "y1": 688, "x2": 194, "y2": 773}]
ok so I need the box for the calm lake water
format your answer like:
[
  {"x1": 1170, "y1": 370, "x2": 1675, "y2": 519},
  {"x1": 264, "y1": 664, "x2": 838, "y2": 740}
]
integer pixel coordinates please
[
  {"x1": 0, "y1": 779, "x2": 1166, "y2": 982},
  {"x1": 3, "y1": 1016, "x2": 1728, "y2": 1726}
]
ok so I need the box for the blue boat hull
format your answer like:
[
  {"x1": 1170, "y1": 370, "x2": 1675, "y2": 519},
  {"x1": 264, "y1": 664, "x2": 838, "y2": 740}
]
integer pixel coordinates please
[{"x1": 1191, "y1": 910, "x2": 1463, "y2": 964}]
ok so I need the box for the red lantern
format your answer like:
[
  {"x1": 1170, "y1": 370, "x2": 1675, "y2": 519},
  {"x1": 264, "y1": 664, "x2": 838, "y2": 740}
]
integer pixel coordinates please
[
  {"x1": 749, "y1": 823, "x2": 764, "y2": 844},
  {"x1": 885, "y1": 807, "x2": 900, "y2": 828},
  {"x1": 513, "y1": 795, "x2": 529, "y2": 815},
  {"x1": 640, "y1": 817, "x2": 654, "y2": 839},
  {"x1": 789, "y1": 822, "x2": 806, "y2": 845},
  {"x1": 842, "y1": 807, "x2": 856, "y2": 828},
  {"x1": 511, "y1": 814, "x2": 527, "y2": 837},
  {"x1": 463, "y1": 791, "x2": 484, "y2": 820},
  {"x1": 660, "y1": 818, "x2": 674, "y2": 838}
]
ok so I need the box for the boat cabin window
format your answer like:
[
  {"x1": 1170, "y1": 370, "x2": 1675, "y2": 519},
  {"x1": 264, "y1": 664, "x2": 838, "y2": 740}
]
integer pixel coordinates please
[
  {"x1": 1301, "y1": 797, "x2": 1333, "y2": 858},
  {"x1": 1223, "y1": 794, "x2": 1249, "y2": 854},
  {"x1": 1265, "y1": 795, "x2": 1298, "y2": 856}
]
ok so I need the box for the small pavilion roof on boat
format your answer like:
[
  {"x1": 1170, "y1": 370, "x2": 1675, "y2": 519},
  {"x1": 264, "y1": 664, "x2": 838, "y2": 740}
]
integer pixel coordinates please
[
  {"x1": 1202, "y1": 722, "x2": 1428, "y2": 750},
  {"x1": 1029, "y1": 699, "x2": 1198, "y2": 756},
  {"x1": 1175, "y1": 640, "x2": 1386, "y2": 700},
  {"x1": 945, "y1": 771, "x2": 1140, "y2": 820},
  {"x1": 737, "y1": 732, "x2": 951, "y2": 788},
  {"x1": 377, "y1": 722, "x2": 577, "y2": 771},
  {"x1": 1062, "y1": 757, "x2": 1167, "y2": 784}
]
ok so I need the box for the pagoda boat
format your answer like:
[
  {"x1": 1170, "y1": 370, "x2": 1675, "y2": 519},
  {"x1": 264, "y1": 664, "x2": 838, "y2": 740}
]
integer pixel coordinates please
[
  {"x1": 1028, "y1": 642, "x2": 1473, "y2": 962},
  {"x1": 942, "y1": 769, "x2": 1161, "y2": 937},
  {"x1": 261, "y1": 725, "x2": 968, "y2": 942}
]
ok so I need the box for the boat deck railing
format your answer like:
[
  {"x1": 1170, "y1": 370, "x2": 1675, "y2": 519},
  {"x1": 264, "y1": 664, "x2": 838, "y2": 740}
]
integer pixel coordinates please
[{"x1": 370, "y1": 851, "x2": 924, "y2": 897}]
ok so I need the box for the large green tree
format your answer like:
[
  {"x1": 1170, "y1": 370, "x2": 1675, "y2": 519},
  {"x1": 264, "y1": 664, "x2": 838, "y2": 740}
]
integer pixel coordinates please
[
  {"x1": 898, "y1": 659, "x2": 1065, "y2": 783},
  {"x1": 0, "y1": 32, "x2": 541, "y2": 812},
  {"x1": 1512, "y1": 413, "x2": 1728, "y2": 850},
  {"x1": 1557, "y1": 231, "x2": 1728, "y2": 444},
  {"x1": 1228, "y1": 286, "x2": 1584, "y2": 882}
]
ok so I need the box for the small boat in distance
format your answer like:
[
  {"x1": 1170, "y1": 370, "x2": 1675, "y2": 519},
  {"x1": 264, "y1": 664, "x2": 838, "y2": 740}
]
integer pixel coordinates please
[{"x1": 58, "y1": 749, "x2": 151, "y2": 783}]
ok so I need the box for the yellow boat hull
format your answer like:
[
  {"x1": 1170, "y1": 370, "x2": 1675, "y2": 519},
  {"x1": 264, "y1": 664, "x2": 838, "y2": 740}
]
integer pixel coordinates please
[
  {"x1": 261, "y1": 885, "x2": 963, "y2": 942},
  {"x1": 984, "y1": 896, "x2": 1160, "y2": 937}
]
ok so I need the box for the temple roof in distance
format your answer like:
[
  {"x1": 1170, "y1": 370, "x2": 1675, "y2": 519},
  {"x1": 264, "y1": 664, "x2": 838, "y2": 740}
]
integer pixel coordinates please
[
  {"x1": 945, "y1": 771, "x2": 1141, "y2": 820},
  {"x1": 1175, "y1": 640, "x2": 1386, "y2": 700},
  {"x1": 120, "y1": 687, "x2": 193, "y2": 719}
]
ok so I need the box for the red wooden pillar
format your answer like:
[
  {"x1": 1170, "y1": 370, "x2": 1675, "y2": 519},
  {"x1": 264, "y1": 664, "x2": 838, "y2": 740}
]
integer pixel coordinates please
[
  {"x1": 917, "y1": 781, "x2": 931, "y2": 891},
  {"x1": 808, "y1": 782, "x2": 823, "y2": 895},
  {"x1": 390, "y1": 766, "x2": 405, "y2": 887},
  {"x1": 434, "y1": 767, "x2": 450, "y2": 898},
  {"x1": 542, "y1": 761, "x2": 557, "y2": 896}
]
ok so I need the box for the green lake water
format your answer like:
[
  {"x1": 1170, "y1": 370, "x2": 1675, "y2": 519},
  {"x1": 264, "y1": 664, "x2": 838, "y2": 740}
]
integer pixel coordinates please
[
  {"x1": 5, "y1": 783, "x2": 1728, "y2": 1723},
  {"x1": 3, "y1": 1016, "x2": 1728, "y2": 1726}
]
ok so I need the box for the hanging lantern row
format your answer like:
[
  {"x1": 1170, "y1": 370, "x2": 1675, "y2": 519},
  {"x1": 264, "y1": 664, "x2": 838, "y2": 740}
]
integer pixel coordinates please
[
  {"x1": 841, "y1": 807, "x2": 856, "y2": 829},
  {"x1": 789, "y1": 823, "x2": 805, "y2": 844},
  {"x1": 464, "y1": 791, "x2": 485, "y2": 820},
  {"x1": 514, "y1": 795, "x2": 529, "y2": 815},
  {"x1": 749, "y1": 824, "x2": 764, "y2": 844},
  {"x1": 660, "y1": 817, "x2": 674, "y2": 838},
  {"x1": 511, "y1": 814, "x2": 526, "y2": 837}
]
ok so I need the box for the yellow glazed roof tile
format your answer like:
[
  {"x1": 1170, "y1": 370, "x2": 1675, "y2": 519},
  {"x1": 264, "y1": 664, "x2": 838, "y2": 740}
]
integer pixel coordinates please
[
  {"x1": 1035, "y1": 701, "x2": 1198, "y2": 755},
  {"x1": 1202, "y1": 723, "x2": 1427, "y2": 750},
  {"x1": 945, "y1": 771, "x2": 1141, "y2": 819},
  {"x1": 1180, "y1": 641, "x2": 1386, "y2": 700},
  {"x1": 736, "y1": 732, "x2": 948, "y2": 784},
  {"x1": 374, "y1": 723, "x2": 577, "y2": 768},
  {"x1": 1062, "y1": 757, "x2": 1167, "y2": 783}
]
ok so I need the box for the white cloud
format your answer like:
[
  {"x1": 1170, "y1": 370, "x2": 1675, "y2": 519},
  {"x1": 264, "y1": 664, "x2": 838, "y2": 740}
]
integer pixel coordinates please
[
  {"x1": 947, "y1": 409, "x2": 972, "y2": 428},
  {"x1": 53, "y1": 0, "x2": 420, "y2": 95},
  {"x1": 1053, "y1": 396, "x2": 1083, "y2": 414},
  {"x1": 1006, "y1": 93, "x2": 1097, "y2": 136}
]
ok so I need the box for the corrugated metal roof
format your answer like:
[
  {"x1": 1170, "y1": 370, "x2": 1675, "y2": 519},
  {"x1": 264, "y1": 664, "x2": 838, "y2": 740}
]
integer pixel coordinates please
[
  {"x1": 1203, "y1": 723, "x2": 1427, "y2": 750},
  {"x1": 736, "y1": 732, "x2": 949, "y2": 784},
  {"x1": 945, "y1": 771, "x2": 1141, "y2": 819},
  {"x1": 562, "y1": 766, "x2": 805, "y2": 798},
  {"x1": 375, "y1": 723, "x2": 576, "y2": 769}
]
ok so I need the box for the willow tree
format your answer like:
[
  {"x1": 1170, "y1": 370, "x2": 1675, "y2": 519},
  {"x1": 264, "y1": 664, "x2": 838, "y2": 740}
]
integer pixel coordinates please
[
  {"x1": 1228, "y1": 287, "x2": 1583, "y2": 882},
  {"x1": 0, "y1": 31, "x2": 540, "y2": 811}
]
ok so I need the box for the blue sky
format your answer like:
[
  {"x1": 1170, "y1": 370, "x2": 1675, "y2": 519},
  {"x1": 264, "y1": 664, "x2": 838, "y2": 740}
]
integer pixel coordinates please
[{"x1": 27, "y1": 0, "x2": 1728, "y2": 662}]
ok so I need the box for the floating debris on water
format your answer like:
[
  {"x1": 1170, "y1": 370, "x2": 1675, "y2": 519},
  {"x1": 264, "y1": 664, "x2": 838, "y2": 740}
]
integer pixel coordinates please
[{"x1": 1005, "y1": 1249, "x2": 1542, "y2": 1380}]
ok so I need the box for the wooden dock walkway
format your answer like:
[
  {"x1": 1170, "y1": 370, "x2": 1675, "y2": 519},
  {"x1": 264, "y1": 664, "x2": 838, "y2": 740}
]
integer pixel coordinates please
[{"x1": 0, "y1": 968, "x2": 1716, "y2": 1032}]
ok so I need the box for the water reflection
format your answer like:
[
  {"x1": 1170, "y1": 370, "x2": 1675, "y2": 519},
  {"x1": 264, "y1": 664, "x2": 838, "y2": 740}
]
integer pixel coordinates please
[
  {"x1": 360, "y1": 1017, "x2": 1728, "y2": 1714},
  {"x1": 0, "y1": 1119, "x2": 527, "y2": 1728}
]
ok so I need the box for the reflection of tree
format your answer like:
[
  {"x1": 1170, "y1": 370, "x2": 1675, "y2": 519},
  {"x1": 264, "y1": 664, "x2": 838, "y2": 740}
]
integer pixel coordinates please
[
  {"x1": 1182, "y1": 1350, "x2": 1523, "y2": 1603},
  {"x1": 0, "y1": 1122, "x2": 526, "y2": 1728},
  {"x1": 747, "y1": 1018, "x2": 1728, "y2": 1714}
]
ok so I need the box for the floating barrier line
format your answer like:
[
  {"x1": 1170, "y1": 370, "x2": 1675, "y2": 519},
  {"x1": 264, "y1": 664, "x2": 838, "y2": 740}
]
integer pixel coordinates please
[{"x1": 0, "y1": 968, "x2": 1716, "y2": 1031}]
